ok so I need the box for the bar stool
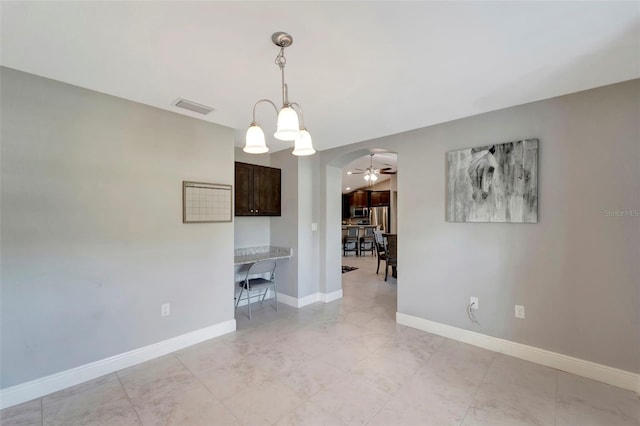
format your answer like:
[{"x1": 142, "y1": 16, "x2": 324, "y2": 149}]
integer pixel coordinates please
[
  {"x1": 359, "y1": 225, "x2": 376, "y2": 256},
  {"x1": 343, "y1": 226, "x2": 359, "y2": 256}
]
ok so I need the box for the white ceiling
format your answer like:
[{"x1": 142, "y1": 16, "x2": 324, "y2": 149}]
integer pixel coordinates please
[{"x1": 2, "y1": 2, "x2": 639, "y2": 156}]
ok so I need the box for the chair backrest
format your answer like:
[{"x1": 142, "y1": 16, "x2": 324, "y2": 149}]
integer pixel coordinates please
[
  {"x1": 346, "y1": 226, "x2": 359, "y2": 237},
  {"x1": 373, "y1": 230, "x2": 385, "y2": 245},
  {"x1": 363, "y1": 226, "x2": 377, "y2": 237},
  {"x1": 244, "y1": 260, "x2": 276, "y2": 281},
  {"x1": 373, "y1": 230, "x2": 386, "y2": 256},
  {"x1": 386, "y1": 234, "x2": 397, "y2": 261}
]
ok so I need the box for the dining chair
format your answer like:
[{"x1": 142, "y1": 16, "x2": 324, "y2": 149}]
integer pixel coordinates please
[
  {"x1": 384, "y1": 234, "x2": 398, "y2": 282},
  {"x1": 234, "y1": 260, "x2": 277, "y2": 320},
  {"x1": 373, "y1": 230, "x2": 387, "y2": 274}
]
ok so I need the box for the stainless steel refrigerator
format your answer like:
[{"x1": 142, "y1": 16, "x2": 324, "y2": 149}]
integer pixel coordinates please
[{"x1": 369, "y1": 207, "x2": 390, "y2": 232}]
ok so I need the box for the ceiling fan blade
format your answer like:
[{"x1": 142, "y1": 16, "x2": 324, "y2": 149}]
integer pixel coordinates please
[{"x1": 380, "y1": 170, "x2": 396, "y2": 174}]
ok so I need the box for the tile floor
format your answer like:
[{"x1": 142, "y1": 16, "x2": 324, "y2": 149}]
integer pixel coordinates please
[{"x1": 2, "y1": 255, "x2": 639, "y2": 425}]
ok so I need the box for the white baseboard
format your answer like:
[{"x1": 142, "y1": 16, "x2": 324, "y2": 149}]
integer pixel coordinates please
[
  {"x1": 396, "y1": 312, "x2": 640, "y2": 394},
  {"x1": 0, "y1": 319, "x2": 236, "y2": 410},
  {"x1": 277, "y1": 289, "x2": 343, "y2": 308},
  {"x1": 298, "y1": 293, "x2": 322, "y2": 307},
  {"x1": 321, "y1": 289, "x2": 343, "y2": 303},
  {"x1": 277, "y1": 292, "x2": 303, "y2": 308}
]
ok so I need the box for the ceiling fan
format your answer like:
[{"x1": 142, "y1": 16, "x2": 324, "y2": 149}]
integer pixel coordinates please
[{"x1": 347, "y1": 154, "x2": 396, "y2": 182}]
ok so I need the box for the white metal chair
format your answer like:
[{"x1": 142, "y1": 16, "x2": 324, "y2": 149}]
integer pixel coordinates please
[{"x1": 235, "y1": 260, "x2": 277, "y2": 320}]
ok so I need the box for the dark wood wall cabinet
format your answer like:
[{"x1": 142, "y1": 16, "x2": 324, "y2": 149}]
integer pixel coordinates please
[
  {"x1": 343, "y1": 189, "x2": 391, "y2": 218},
  {"x1": 235, "y1": 162, "x2": 281, "y2": 216},
  {"x1": 370, "y1": 190, "x2": 390, "y2": 207},
  {"x1": 349, "y1": 190, "x2": 369, "y2": 208}
]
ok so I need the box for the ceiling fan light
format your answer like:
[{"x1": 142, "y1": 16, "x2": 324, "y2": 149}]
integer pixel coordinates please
[
  {"x1": 244, "y1": 124, "x2": 269, "y2": 154},
  {"x1": 292, "y1": 129, "x2": 316, "y2": 156},
  {"x1": 364, "y1": 174, "x2": 370, "y2": 181},
  {"x1": 370, "y1": 173, "x2": 378, "y2": 182},
  {"x1": 274, "y1": 106, "x2": 301, "y2": 141}
]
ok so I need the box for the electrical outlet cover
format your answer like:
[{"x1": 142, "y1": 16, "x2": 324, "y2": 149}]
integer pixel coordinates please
[
  {"x1": 470, "y1": 296, "x2": 479, "y2": 309},
  {"x1": 515, "y1": 305, "x2": 525, "y2": 319}
]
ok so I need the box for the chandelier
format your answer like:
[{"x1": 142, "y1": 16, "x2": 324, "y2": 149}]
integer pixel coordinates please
[{"x1": 243, "y1": 32, "x2": 316, "y2": 156}]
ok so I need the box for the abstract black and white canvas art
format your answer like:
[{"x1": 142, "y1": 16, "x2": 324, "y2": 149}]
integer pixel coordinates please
[{"x1": 446, "y1": 139, "x2": 538, "y2": 223}]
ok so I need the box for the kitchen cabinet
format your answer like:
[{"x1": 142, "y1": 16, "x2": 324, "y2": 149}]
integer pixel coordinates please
[
  {"x1": 370, "y1": 190, "x2": 390, "y2": 207},
  {"x1": 342, "y1": 194, "x2": 351, "y2": 219},
  {"x1": 349, "y1": 190, "x2": 368, "y2": 208},
  {"x1": 235, "y1": 162, "x2": 281, "y2": 216}
]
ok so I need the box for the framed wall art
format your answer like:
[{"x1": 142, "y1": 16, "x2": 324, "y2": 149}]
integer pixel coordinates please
[{"x1": 446, "y1": 139, "x2": 538, "y2": 223}]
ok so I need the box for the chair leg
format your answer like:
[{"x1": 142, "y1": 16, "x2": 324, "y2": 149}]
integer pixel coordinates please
[
  {"x1": 273, "y1": 283, "x2": 278, "y2": 311},
  {"x1": 247, "y1": 287, "x2": 252, "y2": 320},
  {"x1": 376, "y1": 257, "x2": 380, "y2": 274},
  {"x1": 384, "y1": 262, "x2": 389, "y2": 282},
  {"x1": 235, "y1": 287, "x2": 243, "y2": 310}
]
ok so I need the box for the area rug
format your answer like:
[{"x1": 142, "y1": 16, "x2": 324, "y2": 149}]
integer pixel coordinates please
[{"x1": 342, "y1": 266, "x2": 358, "y2": 274}]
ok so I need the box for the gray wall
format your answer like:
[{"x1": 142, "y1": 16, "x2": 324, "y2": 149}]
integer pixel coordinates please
[
  {"x1": 270, "y1": 151, "x2": 299, "y2": 298},
  {"x1": 295, "y1": 156, "x2": 319, "y2": 299},
  {"x1": 320, "y1": 79, "x2": 640, "y2": 373},
  {"x1": 1, "y1": 68, "x2": 236, "y2": 388},
  {"x1": 269, "y1": 152, "x2": 320, "y2": 299}
]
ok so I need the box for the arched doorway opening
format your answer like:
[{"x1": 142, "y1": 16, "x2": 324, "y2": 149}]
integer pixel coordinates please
[{"x1": 324, "y1": 148, "x2": 399, "y2": 319}]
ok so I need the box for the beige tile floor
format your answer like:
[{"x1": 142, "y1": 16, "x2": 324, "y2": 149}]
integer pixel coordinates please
[{"x1": 2, "y1": 254, "x2": 639, "y2": 425}]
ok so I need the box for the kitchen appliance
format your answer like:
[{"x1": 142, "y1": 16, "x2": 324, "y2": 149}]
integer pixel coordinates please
[
  {"x1": 369, "y1": 206, "x2": 390, "y2": 232},
  {"x1": 353, "y1": 207, "x2": 368, "y2": 218}
]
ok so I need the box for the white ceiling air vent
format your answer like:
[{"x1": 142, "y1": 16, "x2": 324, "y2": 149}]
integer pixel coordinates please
[{"x1": 172, "y1": 98, "x2": 214, "y2": 115}]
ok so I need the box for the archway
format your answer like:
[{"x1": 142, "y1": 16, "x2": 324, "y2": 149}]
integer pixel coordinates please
[{"x1": 320, "y1": 148, "x2": 399, "y2": 310}]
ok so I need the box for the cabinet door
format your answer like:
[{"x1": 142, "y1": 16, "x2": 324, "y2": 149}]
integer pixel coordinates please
[
  {"x1": 370, "y1": 191, "x2": 381, "y2": 206},
  {"x1": 353, "y1": 191, "x2": 368, "y2": 208},
  {"x1": 254, "y1": 165, "x2": 281, "y2": 216},
  {"x1": 342, "y1": 194, "x2": 351, "y2": 219},
  {"x1": 235, "y1": 162, "x2": 254, "y2": 216},
  {"x1": 379, "y1": 190, "x2": 390, "y2": 206},
  {"x1": 371, "y1": 190, "x2": 390, "y2": 206}
]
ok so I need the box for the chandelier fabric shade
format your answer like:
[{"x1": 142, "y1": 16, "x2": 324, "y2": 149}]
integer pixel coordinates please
[{"x1": 243, "y1": 32, "x2": 316, "y2": 156}]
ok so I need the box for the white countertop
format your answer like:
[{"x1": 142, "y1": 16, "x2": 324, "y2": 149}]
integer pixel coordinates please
[{"x1": 233, "y1": 246, "x2": 293, "y2": 265}]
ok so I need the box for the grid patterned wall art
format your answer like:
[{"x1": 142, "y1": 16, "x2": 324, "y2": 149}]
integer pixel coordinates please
[{"x1": 182, "y1": 181, "x2": 232, "y2": 223}]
